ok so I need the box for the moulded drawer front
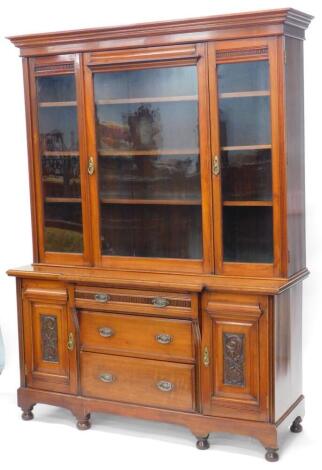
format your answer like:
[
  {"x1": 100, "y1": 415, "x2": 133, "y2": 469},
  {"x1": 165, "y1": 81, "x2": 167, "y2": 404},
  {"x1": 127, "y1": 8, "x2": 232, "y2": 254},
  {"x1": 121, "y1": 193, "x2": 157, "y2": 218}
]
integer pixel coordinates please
[
  {"x1": 80, "y1": 311, "x2": 194, "y2": 362},
  {"x1": 75, "y1": 286, "x2": 196, "y2": 318},
  {"x1": 80, "y1": 351, "x2": 195, "y2": 412}
]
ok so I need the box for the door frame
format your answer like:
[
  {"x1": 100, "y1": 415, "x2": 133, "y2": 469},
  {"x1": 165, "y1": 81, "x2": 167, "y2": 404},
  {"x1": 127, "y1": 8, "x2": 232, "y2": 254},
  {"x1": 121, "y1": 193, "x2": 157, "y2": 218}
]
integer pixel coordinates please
[{"x1": 83, "y1": 43, "x2": 213, "y2": 274}]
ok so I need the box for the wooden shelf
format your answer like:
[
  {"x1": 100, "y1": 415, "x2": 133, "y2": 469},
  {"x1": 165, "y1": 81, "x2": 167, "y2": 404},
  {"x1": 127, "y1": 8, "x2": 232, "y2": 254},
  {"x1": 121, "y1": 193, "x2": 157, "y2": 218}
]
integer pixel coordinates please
[
  {"x1": 96, "y1": 95, "x2": 198, "y2": 105},
  {"x1": 38, "y1": 101, "x2": 77, "y2": 107},
  {"x1": 100, "y1": 198, "x2": 201, "y2": 206},
  {"x1": 42, "y1": 151, "x2": 80, "y2": 157},
  {"x1": 221, "y1": 145, "x2": 272, "y2": 151},
  {"x1": 219, "y1": 91, "x2": 270, "y2": 99},
  {"x1": 98, "y1": 149, "x2": 199, "y2": 156},
  {"x1": 223, "y1": 200, "x2": 273, "y2": 207},
  {"x1": 45, "y1": 197, "x2": 81, "y2": 203}
]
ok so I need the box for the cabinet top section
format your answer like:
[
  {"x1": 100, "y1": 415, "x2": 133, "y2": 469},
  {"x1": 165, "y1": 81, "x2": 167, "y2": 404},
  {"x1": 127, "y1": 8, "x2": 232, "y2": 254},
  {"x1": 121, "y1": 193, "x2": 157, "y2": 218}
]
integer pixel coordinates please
[{"x1": 8, "y1": 8, "x2": 313, "y2": 57}]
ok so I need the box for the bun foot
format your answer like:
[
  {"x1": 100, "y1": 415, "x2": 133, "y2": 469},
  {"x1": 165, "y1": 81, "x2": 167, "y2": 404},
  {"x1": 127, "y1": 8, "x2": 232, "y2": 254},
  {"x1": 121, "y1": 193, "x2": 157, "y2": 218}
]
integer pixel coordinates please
[
  {"x1": 21, "y1": 407, "x2": 34, "y2": 421},
  {"x1": 196, "y1": 435, "x2": 210, "y2": 450},
  {"x1": 290, "y1": 416, "x2": 303, "y2": 433},
  {"x1": 265, "y1": 448, "x2": 279, "y2": 462},
  {"x1": 76, "y1": 414, "x2": 91, "y2": 430}
]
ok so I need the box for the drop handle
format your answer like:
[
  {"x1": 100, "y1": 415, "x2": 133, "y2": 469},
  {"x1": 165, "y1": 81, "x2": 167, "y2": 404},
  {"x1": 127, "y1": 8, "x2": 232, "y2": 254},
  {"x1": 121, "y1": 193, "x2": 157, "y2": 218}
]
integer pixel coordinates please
[
  {"x1": 155, "y1": 333, "x2": 173, "y2": 345},
  {"x1": 152, "y1": 297, "x2": 170, "y2": 308},
  {"x1": 99, "y1": 373, "x2": 115, "y2": 383},
  {"x1": 212, "y1": 155, "x2": 220, "y2": 176},
  {"x1": 94, "y1": 293, "x2": 110, "y2": 303},
  {"x1": 156, "y1": 380, "x2": 174, "y2": 392},
  {"x1": 98, "y1": 327, "x2": 114, "y2": 338}
]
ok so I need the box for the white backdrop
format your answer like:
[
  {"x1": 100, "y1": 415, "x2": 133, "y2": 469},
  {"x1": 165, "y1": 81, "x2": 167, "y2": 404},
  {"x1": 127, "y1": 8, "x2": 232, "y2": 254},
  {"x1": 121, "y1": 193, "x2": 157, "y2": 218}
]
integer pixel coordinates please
[{"x1": 0, "y1": 1, "x2": 321, "y2": 468}]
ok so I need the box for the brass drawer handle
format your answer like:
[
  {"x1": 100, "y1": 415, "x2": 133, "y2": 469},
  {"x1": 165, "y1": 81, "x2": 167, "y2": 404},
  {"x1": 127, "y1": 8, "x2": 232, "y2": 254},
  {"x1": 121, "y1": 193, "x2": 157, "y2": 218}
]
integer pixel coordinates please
[
  {"x1": 152, "y1": 297, "x2": 170, "y2": 308},
  {"x1": 94, "y1": 293, "x2": 110, "y2": 303},
  {"x1": 155, "y1": 333, "x2": 173, "y2": 345},
  {"x1": 99, "y1": 373, "x2": 115, "y2": 383},
  {"x1": 156, "y1": 380, "x2": 174, "y2": 392},
  {"x1": 98, "y1": 327, "x2": 114, "y2": 338},
  {"x1": 67, "y1": 332, "x2": 74, "y2": 351}
]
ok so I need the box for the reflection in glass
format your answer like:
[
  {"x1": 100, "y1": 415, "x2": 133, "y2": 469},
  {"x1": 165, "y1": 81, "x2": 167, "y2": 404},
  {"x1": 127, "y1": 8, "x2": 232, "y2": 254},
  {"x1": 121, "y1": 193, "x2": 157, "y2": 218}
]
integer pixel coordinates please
[
  {"x1": 36, "y1": 74, "x2": 84, "y2": 254},
  {"x1": 38, "y1": 107, "x2": 79, "y2": 152},
  {"x1": 222, "y1": 150, "x2": 272, "y2": 201},
  {"x1": 218, "y1": 61, "x2": 269, "y2": 93},
  {"x1": 94, "y1": 66, "x2": 197, "y2": 101},
  {"x1": 101, "y1": 204, "x2": 202, "y2": 259},
  {"x1": 94, "y1": 65, "x2": 203, "y2": 260},
  {"x1": 44, "y1": 202, "x2": 83, "y2": 253},
  {"x1": 99, "y1": 155, "x2": 200, "y2": 201},
  {"x1": 37, "y1": 75, "x2": 76, "y2": 102},
  {"x1": 42, "y1": 156, "x2": 80, "y2": 198},
  {"x1": 217, "y1": 60, "x2": 274, "y2": 264},
  {"x1": 96, "y1": 102, "x2": 198, "y2": 151},
  {"x1": 219, "y1": 97, "x2": 271, "y2": 147},
  {"x1": 223, "y1": 206, "x2": 273, "y2": 263}
]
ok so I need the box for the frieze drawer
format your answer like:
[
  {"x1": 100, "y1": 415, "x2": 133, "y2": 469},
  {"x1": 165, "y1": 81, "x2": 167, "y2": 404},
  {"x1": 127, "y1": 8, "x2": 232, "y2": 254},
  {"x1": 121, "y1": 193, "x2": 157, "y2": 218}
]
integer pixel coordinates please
[
  {"x1": 80, "y1": 310, "x2": 195, "y2": 362},
  {"x1": 80, "y1": 351, "x2": 195, "y2": 412},
  {"x1": 75, "y1": 286, "x2": 197, "y2": 318}
]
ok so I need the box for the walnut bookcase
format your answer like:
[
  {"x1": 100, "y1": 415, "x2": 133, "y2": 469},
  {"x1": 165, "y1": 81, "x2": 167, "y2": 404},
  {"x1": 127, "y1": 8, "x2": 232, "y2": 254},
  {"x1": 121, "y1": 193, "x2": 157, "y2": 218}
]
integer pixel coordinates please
[{"x1": 7, "y1": 8, "x2": 312, "y2": 462}]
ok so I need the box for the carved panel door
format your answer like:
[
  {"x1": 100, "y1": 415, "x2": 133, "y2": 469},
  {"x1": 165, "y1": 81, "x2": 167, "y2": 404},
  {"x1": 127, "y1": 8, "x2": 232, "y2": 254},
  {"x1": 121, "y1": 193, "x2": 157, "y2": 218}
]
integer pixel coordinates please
[
  {"x1": 201, "y1": 292, "x2": 270, "y2": 421},
  {"x1": 22, "y1": 283, "x2": 77, "y2": 394}
]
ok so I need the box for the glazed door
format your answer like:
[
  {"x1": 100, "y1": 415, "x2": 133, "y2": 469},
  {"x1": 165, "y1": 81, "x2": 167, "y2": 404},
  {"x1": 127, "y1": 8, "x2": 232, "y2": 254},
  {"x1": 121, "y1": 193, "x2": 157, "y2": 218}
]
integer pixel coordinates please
[
  {"x1": 201, "y1": 292, "x2": 270, "y2": 421},
  {"x1": 84, "y1": 44, "x2": 213, "y2": 273},
  {"x1": 22, "y1": 282, "x2": 77, "y2": 394},
  {"x1": 209, "y1": 38, "x2": 283, "y2": 277},
  {"x1": 28, "y1": 54, "x2": 91, "y2": 265}
]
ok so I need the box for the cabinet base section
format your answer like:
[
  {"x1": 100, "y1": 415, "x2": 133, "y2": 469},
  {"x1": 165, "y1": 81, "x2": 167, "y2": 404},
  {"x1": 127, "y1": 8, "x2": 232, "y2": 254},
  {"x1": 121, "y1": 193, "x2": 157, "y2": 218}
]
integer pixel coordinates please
[{"x1": 17, "y1": 387, "x2": 304, "y2": 460}]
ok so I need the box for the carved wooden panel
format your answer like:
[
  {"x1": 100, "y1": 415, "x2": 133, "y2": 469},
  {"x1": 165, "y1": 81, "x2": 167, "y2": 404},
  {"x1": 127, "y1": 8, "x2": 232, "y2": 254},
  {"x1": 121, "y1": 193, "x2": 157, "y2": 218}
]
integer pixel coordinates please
[
  {"x1": 40, "y1": 314, "x2": 59, "y2": 362},
  {"x1": 223, "y1": 333, "x2": 245, "y2": 386},
  {"x1": 31, "y1": 55, "x2": 76, "y2": 76},
  {"x1": 34, "y1": 62, "x2": 74, "y2": 74},
  {"x1": 216, "y1": 46, "x2": 269, "y2": 63},
  {"x1": 201, "y1": 292, "x2": 270, "y2": 421},
  {"x1": 76, "y1": 291, "x2": 191, "y2": 308}
]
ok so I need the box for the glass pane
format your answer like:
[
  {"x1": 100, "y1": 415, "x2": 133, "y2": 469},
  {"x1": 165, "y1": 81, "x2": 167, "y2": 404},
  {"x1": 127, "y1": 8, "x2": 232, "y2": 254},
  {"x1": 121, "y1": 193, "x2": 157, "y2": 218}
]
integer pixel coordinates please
[
  {"x1": 222, "y1": 149, "x2": 272, "y2": 201},
  {"x1": 44, "y1": 202, "x2": 83, "y2": 253},
  {"x1": 37, "y1": 75, "x2": 76, "y2": 102},
  {"x1": 94, "y1": 67, "x2": 197, "y2": 100},
  {"x1": 94, "y1": 66, "x2": 202, "y2": 260},
  {"x1": 99, "y1": 155, "x2": 200, "y2": 201},
  {"x1": 219, "y1": 96, "x2": 271, "y2": 147},
  {"x1": 101, "y1": 204, "x2": 202, "y2": 258},
  {"x1": 38, "y1": 107, "x2": 79, "y2": 151},
  {"x1": 96, "y1": 102, "x2": 198, "y2": 151},
  {"x1": 218, "y1": 61, "x2": 269, "y2": 93},
  {"x1": 217, "y1": 60, "x2": 273, "y2": 264},
  {"x1": 42, "y1": 155, "x2": 80, "y2": 198},
  {"x1": 223, "y1": 207, "x2": 273, "y2": 263},
  {"x1": 36, "y1": 74, "x2": 83, "y2": 253}
]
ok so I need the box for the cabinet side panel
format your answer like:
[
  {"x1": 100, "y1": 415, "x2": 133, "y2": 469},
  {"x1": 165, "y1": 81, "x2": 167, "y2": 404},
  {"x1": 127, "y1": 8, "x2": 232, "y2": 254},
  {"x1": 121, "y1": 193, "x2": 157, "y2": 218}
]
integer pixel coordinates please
[
  {"x1": 274, "y1": 283, "x2": 302, "y2": 422},
  {"x1": 285, "y1": 37, "x2": 306, "y2": 276}
]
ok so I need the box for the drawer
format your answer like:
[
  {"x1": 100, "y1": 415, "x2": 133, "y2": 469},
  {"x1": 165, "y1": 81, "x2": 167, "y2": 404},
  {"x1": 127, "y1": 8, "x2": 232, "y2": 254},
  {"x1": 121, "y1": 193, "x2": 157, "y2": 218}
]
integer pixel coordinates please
[
  {"x1": 80, "y1": 351, "x2": 195, "y2": 412},
  {"x1": 75, "y1": 286, "x2": 197, "y2": 318},
  {"x1": 80, "y1": 311, "x2": 194, "y2": 362}
]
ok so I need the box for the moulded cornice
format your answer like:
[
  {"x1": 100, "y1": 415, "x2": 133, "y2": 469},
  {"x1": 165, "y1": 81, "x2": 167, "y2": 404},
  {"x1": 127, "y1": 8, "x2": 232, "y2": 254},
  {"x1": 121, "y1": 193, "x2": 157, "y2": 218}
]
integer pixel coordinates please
[{"x1": 7, "y1": 8, "x2": 313, "y2": 56}]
